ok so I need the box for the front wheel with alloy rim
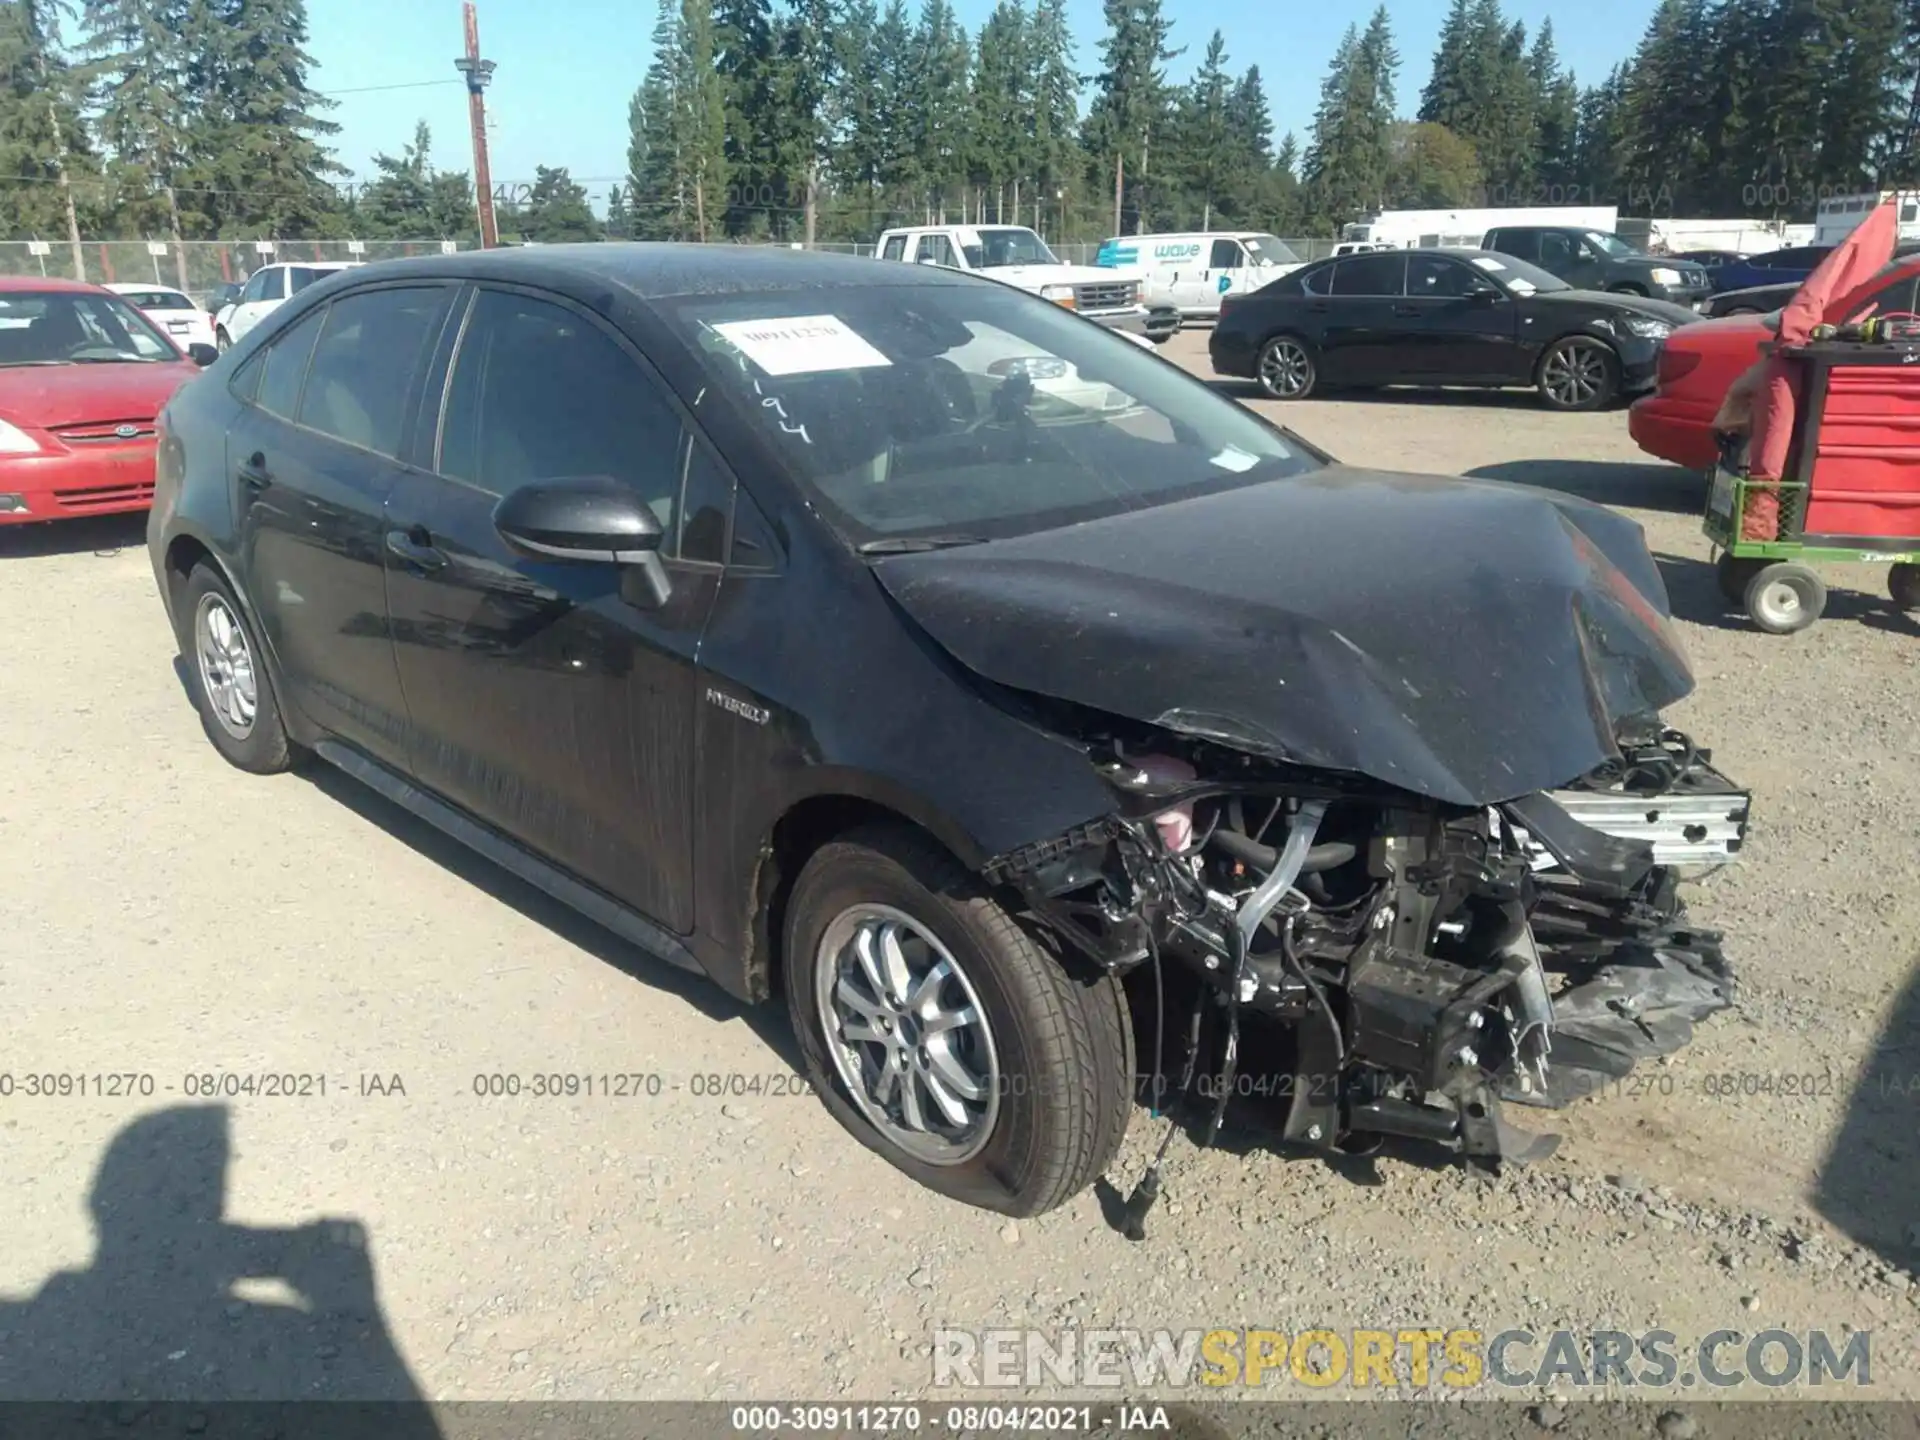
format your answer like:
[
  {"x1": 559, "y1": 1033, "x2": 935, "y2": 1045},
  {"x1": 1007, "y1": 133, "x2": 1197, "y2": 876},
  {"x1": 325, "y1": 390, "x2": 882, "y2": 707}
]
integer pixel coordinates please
[
  {"x1": 1743, "y1": 561, "x2": 1827, "y2": 634},
  {"x1": 784, "y1": 824, "x2": 1134, "y2": 1216},
  {"x1": 177, "y1": 562, "x2": 296, "y2": 773},
  {"x1": 1255, "y1": 335, "x2": 1316, "y2": 399},
  {"x1": 1537, "y1": 337, "x2": 1619, "y2": 411}
]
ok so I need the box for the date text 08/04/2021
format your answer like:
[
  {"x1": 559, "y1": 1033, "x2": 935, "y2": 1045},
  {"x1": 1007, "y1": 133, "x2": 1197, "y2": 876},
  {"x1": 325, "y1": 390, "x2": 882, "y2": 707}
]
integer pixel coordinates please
[{"x1": 0, "y1": 1071, "x2": 828, "y2": 1100}]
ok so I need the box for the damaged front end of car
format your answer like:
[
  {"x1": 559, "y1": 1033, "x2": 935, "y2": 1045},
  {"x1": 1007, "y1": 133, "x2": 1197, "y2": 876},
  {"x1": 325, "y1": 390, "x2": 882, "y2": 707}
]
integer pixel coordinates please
[{"x1": 982, "y1": 717, "x2": 1748, "y2": 1179}]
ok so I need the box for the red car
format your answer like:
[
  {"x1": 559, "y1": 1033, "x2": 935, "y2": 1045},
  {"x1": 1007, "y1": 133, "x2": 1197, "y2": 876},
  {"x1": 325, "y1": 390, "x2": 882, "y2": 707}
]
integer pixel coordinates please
[
  {"x1": 0, "y1": 277, "x2": 216, "y2": 525},
  {"x1": 1630, "y1": 257, "x2": 1920, "y2": 471}
]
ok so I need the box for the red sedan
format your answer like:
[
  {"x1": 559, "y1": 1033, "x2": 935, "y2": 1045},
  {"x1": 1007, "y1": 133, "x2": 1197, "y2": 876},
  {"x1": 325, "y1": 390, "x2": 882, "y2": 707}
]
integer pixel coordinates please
[
  {"x1": 1630, "y1": 257, "x2": 1920, "y2": 471},
  {"x1": 0, "y1": 277, "x2": 216, "y2": 525}
]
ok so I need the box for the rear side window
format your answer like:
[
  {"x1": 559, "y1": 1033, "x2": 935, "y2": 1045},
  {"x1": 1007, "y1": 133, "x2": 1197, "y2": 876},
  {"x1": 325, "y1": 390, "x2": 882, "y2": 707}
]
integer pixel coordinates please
[
  {"x1": 914, "y1": 234, "x2": 957, "y2": 267},
  {"x1": 1491, "y1": 230, "x2": 1538, "y2": 262},
  {"x1": 287, "y1": 267, "x2": 334, "y2": 295},
  {"x1": 1331, "y1": 253, "x2": 1406, "y2": 296},
  {"x1": 1300, "y1": 263, "x2": 1337, "y2": 296},
  {"x1": 254, "y1": 307, "x2": 325, "y2": 421},
  {"x1": 296, "y1": 286, "x2": 449, "y2": 458}
]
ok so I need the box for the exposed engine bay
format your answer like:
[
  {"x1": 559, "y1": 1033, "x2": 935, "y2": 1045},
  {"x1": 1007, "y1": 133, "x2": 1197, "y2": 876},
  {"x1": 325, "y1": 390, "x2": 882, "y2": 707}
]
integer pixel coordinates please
[{"x1": 982, "y1": 716, "x2": 1748, "y2": 1180}]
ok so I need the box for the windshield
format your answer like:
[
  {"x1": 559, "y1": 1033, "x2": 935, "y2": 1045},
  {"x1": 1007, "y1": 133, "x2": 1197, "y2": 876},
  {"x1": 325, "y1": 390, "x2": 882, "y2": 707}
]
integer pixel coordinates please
[
  {"x1": 966, "y1": 229, "x2": 1058, "y2": 269},
  {"x1": 1242, "y1": 234, "x2": 1301, "y2": 267},
  {"x1": 1583, "y1": 230, "x2": 1642, "y2": 258},
  {"x1": 664, "y1": 282, "x2": 1319, "y2": 547},
  {"x1": 116, "y1": 289, "x2": 196, "y2": 311},
  {"x1": 1467, "y1": 252, "x2": 1572, "y2": 296},
  {"x1": 0, "y1": 292, "x2": 180, "y2": 366}
]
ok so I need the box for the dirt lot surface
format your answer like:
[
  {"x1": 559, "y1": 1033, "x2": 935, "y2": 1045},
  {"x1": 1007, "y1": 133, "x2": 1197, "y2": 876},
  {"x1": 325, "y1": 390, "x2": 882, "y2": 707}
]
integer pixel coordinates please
[{"x1": 3, "y1": 326, "x2": 1918, "y2": 1423}]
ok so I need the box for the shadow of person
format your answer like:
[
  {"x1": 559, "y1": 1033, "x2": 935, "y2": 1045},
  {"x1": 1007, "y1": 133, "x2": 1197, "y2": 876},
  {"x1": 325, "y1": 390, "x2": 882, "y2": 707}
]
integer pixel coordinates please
[
  {"x1": 1814, "y1": 962, "x2": 1920, "y2": 1270},
  {"x1": 0, "y1": 1105, "x2": 440, "y2": 1426}
]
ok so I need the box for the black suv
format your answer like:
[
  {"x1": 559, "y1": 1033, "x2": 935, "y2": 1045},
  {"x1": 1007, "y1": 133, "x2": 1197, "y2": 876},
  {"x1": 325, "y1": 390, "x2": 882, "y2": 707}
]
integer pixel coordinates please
[{"x1": 1482, "y1": 226, "x2": 1713, "y2": 310}]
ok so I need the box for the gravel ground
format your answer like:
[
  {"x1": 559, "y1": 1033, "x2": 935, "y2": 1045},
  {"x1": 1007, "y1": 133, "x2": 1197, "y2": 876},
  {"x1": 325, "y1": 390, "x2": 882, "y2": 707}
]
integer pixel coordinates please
[{"x1": 2, "y1": 326, "x2": 1917, "y2": 1422}]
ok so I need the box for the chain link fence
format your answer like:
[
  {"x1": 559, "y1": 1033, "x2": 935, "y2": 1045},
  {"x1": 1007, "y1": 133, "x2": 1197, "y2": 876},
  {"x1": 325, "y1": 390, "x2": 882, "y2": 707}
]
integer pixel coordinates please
[{"x1": 0, "y1": 233, "x2": 1339, "y2": 306}]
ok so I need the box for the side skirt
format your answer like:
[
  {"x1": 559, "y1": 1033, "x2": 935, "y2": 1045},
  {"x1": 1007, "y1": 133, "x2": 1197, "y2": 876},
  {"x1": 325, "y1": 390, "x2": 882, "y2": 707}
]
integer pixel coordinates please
[{"x1": 313, "y1": 739, "x2": 707, "y2": 978}]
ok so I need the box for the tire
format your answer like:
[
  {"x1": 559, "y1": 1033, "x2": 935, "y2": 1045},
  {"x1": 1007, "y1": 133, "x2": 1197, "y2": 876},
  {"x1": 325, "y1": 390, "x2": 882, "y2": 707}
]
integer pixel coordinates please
[
  {"x1": 1537, "y1": 337, "x2": 1619, "y2": 412},
  {"x1": 1743, "y1": 562, "x2": 1827, "y2": 635},
  {"x1": 1255, "y1": 334, "x2": 1317, "y2": 399},
  {"x1": 784, "y1": 823, "x2": 1134, "y2": 1217},
  {"x1": 1889, "y1": 562, "x2": 1920, "y2": 611},
  {"x1": 176, "y1": 562, "x2": 296, "y2": 773},
  {"x1": 1725, "y1": 306, "x2": 1761, "y2": 316},
  {"x1": 1609, "y1": 284, "x2": 1648, "y2": 297},
  {"x1": 1715, "y1": 552, "x2": 1766, "y2": 603},
  {"x1": 215, "y1": 328, "x2": 231, "y2": 354}
]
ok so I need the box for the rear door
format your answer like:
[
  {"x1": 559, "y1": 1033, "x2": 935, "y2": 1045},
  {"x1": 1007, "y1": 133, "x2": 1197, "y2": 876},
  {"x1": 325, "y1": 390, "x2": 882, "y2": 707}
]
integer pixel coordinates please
[
  {"x1": 382, "y1": 283, "x2": 726, "y2": 932},
  {"x1": 227, "y1": 267, "x2": 285, "y2": 343},
  {"x1": 1393, "y1": 253, "x2": 1525, "y2": 381},
  {"x1": 1318, "y1": 252, "x2": 1407, "y2": 384},
  {"x1": 227, "y1": 282, "x2": 458, "y2": 768}
]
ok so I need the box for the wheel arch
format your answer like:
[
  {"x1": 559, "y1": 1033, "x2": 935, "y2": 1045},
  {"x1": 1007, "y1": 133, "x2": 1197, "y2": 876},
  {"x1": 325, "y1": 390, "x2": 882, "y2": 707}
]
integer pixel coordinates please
[
  {"x1": 162, "y1": 529, "x2": 307, "y2": 747},
  {"x1": 1531, "y1": 327, "x2": 1624, "y2": 385}
]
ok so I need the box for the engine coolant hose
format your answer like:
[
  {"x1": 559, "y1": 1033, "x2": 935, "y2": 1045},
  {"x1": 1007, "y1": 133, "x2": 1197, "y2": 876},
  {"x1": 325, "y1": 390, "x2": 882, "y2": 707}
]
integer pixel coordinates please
[{"x1": 1209, "y1": 827, "x2": 1356, "y2": 877}]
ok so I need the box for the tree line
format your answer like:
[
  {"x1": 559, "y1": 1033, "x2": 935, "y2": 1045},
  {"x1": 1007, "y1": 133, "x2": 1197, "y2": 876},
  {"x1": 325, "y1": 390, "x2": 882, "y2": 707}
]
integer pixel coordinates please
[{"x1": 1, "y1": 0, "x2": 1916, "y2": 248}]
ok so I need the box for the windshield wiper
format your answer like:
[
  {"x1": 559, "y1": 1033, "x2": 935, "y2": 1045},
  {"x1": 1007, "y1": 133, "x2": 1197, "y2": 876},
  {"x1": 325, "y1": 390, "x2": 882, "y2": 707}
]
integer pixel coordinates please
[{"x1": 856, "y1": 533, "x2": 990, "y2": 555}]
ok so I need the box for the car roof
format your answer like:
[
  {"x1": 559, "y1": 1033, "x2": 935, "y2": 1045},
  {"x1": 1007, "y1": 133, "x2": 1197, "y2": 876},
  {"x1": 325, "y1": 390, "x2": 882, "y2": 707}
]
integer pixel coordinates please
[
  {"x1": 104, "y1": 281, "x2": 187, "y2": 294},
  {"x1": 0, "y1": 275, "x2": 109, "y2": 294},
  {"x1": 334, "y1": 241, "x2": 976, "y2": 301}
]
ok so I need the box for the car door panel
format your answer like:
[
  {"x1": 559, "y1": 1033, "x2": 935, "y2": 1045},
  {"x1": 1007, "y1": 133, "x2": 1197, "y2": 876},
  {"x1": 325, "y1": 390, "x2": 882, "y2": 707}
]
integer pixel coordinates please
[
  {"x1": 382, "y1": 284, "x2": 720, "y2": 933},
  {"x1": 1318, "y1": 253, "x2": 1407, "y2": 384},
  {"x1": 230, "y1": 284, "x2": 458, "y2": 766},
  {"x1": 1395, "y1": 255, "x2": 1525, "y2": 381}
]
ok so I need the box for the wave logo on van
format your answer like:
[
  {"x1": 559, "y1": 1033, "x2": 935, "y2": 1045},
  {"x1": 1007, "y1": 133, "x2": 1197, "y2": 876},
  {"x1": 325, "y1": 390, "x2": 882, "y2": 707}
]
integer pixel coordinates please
[
  {"x1": 1096, "y1": 242, "x2": 1139, "y2": 267},
  {"x1": 1154, "y1": 243, "x2": 1203, "y2": 259}
]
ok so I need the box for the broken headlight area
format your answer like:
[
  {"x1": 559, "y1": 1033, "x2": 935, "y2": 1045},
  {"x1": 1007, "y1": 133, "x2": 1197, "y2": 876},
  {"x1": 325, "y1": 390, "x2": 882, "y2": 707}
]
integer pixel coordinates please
[{"x1": 982, "y1": 725, "x2": 1750, "y2": 1185}]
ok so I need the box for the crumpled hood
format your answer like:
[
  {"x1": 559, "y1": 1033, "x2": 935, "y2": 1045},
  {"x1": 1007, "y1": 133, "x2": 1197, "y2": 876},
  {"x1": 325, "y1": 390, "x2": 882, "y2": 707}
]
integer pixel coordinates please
[{"x1": 872, "y1": 466, "x2": 1696, "y2": 807}]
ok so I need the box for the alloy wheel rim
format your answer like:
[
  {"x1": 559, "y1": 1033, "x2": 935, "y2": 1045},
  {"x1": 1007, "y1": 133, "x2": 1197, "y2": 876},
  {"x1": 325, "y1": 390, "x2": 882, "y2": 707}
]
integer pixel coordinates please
[
  {"x1": 815, "y1": 903, "x2": 1000, "y2": 1165},
  {"x1": 195, "y1": 593, "x2": 258, "y2": 738},
  {"x1": 1260, "y1": 341, "x2": 1309, "y2": 396},
  {"x1": 1544, "y1": 344, "x2": 1605, "y2": 405}
]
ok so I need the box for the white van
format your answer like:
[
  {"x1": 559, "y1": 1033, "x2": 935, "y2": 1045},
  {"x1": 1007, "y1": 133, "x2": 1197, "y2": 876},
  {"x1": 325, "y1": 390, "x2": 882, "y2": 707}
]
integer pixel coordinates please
[{"x1": 1094, "y1": 232, "x2": 1303, "y2": 319}]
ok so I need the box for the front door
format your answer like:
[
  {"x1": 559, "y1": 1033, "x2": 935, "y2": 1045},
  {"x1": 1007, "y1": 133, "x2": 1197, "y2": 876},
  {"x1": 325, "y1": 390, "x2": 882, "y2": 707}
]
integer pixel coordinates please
[
  {"x1": 382, "y1": 284, "x2": 726, "y2": 933},
  {"x1": 1204, "y1": 238, "x2": 1248, "y2": 311},
  {"x1": 228, "y1": 283, "x2": 458, "y2": 768},
  {"x1": 227, "y1": 267, "x2": 286, "y2": 343},
  {"x1": 1392, "y1": 253, "x2": 1526, "y2": 381},
  {"x1": 1318, "y1": 252, "x2": 1408, "y2": 385}
]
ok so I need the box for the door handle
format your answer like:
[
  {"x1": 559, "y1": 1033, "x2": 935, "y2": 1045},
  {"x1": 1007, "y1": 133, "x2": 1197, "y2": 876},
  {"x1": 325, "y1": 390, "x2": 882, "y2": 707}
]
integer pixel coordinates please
[
  {"x1": 1392, "y1": 306, "x2": 1421, "y2": 317},
  {"x1": 1308, "y1": 301, "x2": 1330, "y2": 313},
  {"x1": 386, "y1": 528, "x2": 448, "y2": 571},
  {"x1": 237, "y1": 451, "x2": 271, "y2": 489}
]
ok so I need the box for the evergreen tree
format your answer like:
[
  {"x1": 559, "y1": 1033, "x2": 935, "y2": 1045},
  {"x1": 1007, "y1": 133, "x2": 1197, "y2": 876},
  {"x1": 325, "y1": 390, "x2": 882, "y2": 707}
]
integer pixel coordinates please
[
  {"x1": 516, "y1": 164, "x2": 600, "y2": 242},
  {"x1": 1385, "y1": 120, "x2": 1482, "y2": 207},
  {"x1": 869, "y1": 0, "x2": 916, "y2": 214},
  {"x1": 1026, "y1": 0, "x2": 1078, "y2": 234},
  {"x1": 1081, "y1": 0, "x2": 1181, "y2": 232},
  {"x1": 713, "y1": 0, "x2": 780, "y2": 235},
  {"x1": 906, "y1": 0, "x2": 970, "y2": 221},
  {"x1": 76, "y1": 0, "x2": 191, "y2": 240},
  {"x1": 604, "y1": 182, "x2": 631, "y2": 238},
  {"x1": 1220, "y1": 64, "x2": 1273, "y2": 225},
  {"x1": 0, "y1": 0, "x2": 96, "y2": 249},
  {"x1": 968, "y1": 0, "x2": 1031, "y2": 223},
  {"x1": 832, "y1": 0, "x2": 885, "y2": 228},
  {"x1": 1418, "y1": 0, "x2": 1475, "y2": 130},
  {"x1": 1173, "y1": 30, "x2": 1231, "y2": 228},
  {"x1": 1572, "y1": 63, "x2": 1627, "y2": 206},
  {"x1": 1301, "y1": 8, "x2": 1398, "y2": 230},
  {"x1": 1617, "y1": 0, "x2": 1713, "y2": 213}
]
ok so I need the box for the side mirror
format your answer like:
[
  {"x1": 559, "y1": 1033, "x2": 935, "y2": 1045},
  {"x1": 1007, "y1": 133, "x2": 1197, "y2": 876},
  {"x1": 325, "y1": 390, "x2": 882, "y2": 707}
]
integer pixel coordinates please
[
  {"x1": 492, "y1": 475, "x2": 672, "y2": 606},
  {"x1": 187, "y1": 342, "x2": 219, "y2": 367},
  {"x1": 1468, "y1": 285, "x2": 1502, "y2": 304}
]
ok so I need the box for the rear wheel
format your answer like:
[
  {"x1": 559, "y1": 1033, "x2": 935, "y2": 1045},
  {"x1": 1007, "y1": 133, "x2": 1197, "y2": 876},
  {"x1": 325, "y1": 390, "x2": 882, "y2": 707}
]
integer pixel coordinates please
[
  {"x1": 1889, "y1": 562, "x2": 1920, "y2": 610},
  {"x1": 1743, "y1": 562, "x2": 1826, "y2": 634},
  {"x1": 1537, "y1": 337, "x2": 1619, "y2": 411},
  {"x1": 176, "y1": 562, "x2": 296, "y2": 773},
  {"x1": 784, "y1": 824, "x2": 1133, "y2": 1216},
  {"x1": 1255, "y1": 335, "x2": 1316, "y2": 399},
  {"x1": 215, "y1": 328, "x2": 231, "y2": 354},
  {"x1": 1725, "y1": 306, "x2": 1762, "y2": 316}
]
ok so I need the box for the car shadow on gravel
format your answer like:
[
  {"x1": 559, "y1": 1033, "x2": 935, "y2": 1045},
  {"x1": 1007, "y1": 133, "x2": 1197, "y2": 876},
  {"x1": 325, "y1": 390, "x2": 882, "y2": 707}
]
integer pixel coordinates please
[
  {"x1": 1653, "y1": 552, "x2": 1897, "y2": 631},
  {"x1": 0, "y1": 1104, "x2": 440, "y2": 1418},
  {"x1": 1814, "y1": 964, "x2": 1920, "y2": 1270},
  {"x1": 1467, "y1": 459, "x2": 1704, "y2": 514},
  {"x1": 297, "y1": 760, "x2": 800, "y2": 1063},
  {"x1": 0, "y1": 511, "x2": 147, "y2": 560}
]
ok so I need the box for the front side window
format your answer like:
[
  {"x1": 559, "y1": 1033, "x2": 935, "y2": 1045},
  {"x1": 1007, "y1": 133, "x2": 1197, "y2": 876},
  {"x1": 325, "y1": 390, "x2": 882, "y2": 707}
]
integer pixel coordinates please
[
  {"x1": 1407, "y1": 255, "x2": 1480, "y2": 298},
  {"x1": 1209, "y1": 239, "x2": 1244, "y2": 269},
  {"x1": 1539, "y1": 233, "x2": 1576, "y2": 268},
  {"x1": 881, "y1": 235, "x2": 907, "y2": 262},
  {"x1": 974, "y1": 229, "x2": 1057, "y2": 268},
  {"x1": 1582, "y1": 230, "x2": 1639, "y2": 257},
  {"x1": 1242, "y1": 234, "x2": 1301, "y2": 267},
  {"x1": 0, "y1": 291, "x2": 178, "y2": 367},
  {"x1": 438, "y1": 289, "x2": 687, "y2": 540},
  {"x1": 240, "y1": 270, "x2": 270, "y2": 304},
  {"x1": 288, "y1": 266, "x2": 336, "y2": 295},
  {"x1": 295, "y1": 287, "x2": 448, "y2": 458},
  {"x1": 663, "y1": 281, "x2": 1319, "y2": 548}
]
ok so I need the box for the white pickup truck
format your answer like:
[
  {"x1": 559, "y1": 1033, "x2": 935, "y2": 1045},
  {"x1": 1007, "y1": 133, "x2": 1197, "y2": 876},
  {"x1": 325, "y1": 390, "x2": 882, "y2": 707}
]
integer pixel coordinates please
[{"x1": 874, "y1": 224, "x2": 1180, "y2": 344}]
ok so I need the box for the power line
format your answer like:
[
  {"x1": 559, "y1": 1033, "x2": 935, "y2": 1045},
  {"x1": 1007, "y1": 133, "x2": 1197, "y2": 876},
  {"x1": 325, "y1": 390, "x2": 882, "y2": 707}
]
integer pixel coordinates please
[{"x1": 315, "y1": 79, "x2": 464, "y2": 96}]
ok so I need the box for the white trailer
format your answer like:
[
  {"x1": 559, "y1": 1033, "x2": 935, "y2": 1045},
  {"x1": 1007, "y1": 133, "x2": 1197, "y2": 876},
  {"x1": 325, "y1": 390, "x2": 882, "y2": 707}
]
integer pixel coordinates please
[
  {"x1": 1341, "y1": 205, "x2": 1618, "y2": 250},
  {"x1": 1813, "y1": 191, "x2": 1920, "y2": 247},
  {"x1": 1618, "y1": 217, "x2": 1798, "y2": 255}
]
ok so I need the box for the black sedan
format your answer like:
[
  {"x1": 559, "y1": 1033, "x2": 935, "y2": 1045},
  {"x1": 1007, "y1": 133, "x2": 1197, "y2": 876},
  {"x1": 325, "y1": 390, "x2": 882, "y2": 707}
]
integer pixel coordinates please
[
  {"x1": 1210, "y1": 248, "x2": 1701, "y2": 411},
  {"x1": 148, "y1": 244, "x2": 1749, "y2": 1218}
]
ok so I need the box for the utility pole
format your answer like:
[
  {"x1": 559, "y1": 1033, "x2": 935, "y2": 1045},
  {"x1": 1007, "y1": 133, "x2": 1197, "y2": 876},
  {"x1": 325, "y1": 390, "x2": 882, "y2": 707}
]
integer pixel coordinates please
[
  {"x1": 1112, "y1": 152, "x2": 1124, "y2": 237},
  {"x1": 455, "y1": 2, "x2": 499, "y2": 249},
  {"x1": 166, "y1": 185, "x2": 189, "y2": 293},
  {"x1": 47, "y1": 99, "x2": 85, "y2": 281}
]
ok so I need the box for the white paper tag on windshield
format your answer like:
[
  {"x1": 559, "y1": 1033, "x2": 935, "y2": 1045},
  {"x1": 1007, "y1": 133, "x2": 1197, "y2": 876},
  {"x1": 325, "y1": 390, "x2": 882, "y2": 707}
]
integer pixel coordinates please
[
  {"x1": 710, "y1": 315, "x2": 892, "y2": 376},
  {"x1": 1210, "y1": 446, "x2": 1260, "y2": 473},
  {"x1": 1471, "y1": 256, "x2": 1507, "y2": 271}
]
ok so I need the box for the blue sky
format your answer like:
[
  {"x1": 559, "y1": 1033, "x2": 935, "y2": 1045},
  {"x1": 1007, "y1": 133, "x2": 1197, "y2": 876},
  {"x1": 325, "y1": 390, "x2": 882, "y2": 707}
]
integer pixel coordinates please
[{"x1": 306, "y1": 0, "x2": 1657, "y2": 205}]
